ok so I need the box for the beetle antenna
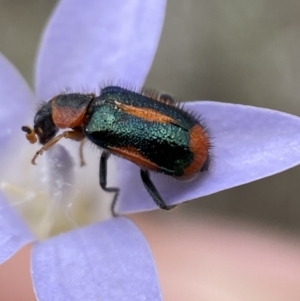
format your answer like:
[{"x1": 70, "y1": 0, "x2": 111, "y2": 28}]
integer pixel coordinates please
[{"x1": 21, "y1": 125, "x2": 37, "y2": 144}]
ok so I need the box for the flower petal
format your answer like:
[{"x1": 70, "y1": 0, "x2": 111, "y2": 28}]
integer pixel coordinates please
[
  {"x1": 0, "y1": 53, "x2": 33, "y2": 160},
  {"x1": 115, "y1": 102, "x2": 300, "y2": 213},
  {"x1": 44, "y1": 144, "x2": 75, "y2": 204},
  {"x1": 0, "y1": 192, "x2": 34, "y2": 264},
  {"x1": 31, "y1": 217, "x2": 162, "y2": 301},
  {"x1": 35, "y1": 0, "x2": 167, "y2": 100}
]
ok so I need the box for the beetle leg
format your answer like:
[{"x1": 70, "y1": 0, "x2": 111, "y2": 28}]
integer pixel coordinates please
[
  {"x1": 99, "y1": 151, "x2": 119, "y2": 217},
  {"x1": 158, "y1": 93, "x2": 175, "y2": 104},
  {"x1": 31, "y1": 130, "x2": 84, "y2": 165},
  {"x1": 140, "y1": 169, "x2": 176, "y2": 210},
  {"x1": 79, "y1": 139, "x2": 86, "y2": 166}
]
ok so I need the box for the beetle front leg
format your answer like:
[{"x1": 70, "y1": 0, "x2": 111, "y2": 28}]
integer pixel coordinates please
[{"x1": 31, "y1": 130, "x2": 85, "y2": 165}]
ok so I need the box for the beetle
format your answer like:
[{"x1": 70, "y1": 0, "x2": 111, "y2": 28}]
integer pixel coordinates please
[{"x1": 22, "y1": 86, "x2": 211, "y2": 216}]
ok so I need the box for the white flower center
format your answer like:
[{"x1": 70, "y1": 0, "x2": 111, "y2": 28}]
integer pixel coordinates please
[{"x1": 0, "y1": 136, "x2": 111, "y2": 239}]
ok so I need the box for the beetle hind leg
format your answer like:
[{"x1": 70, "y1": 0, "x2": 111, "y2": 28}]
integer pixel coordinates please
[
  {"x1": 158, "y1": 93, "x2": 175, "y2": 105},
  {"x1": 140, "y1": 169, "x2": 176, "y2": 211}
]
